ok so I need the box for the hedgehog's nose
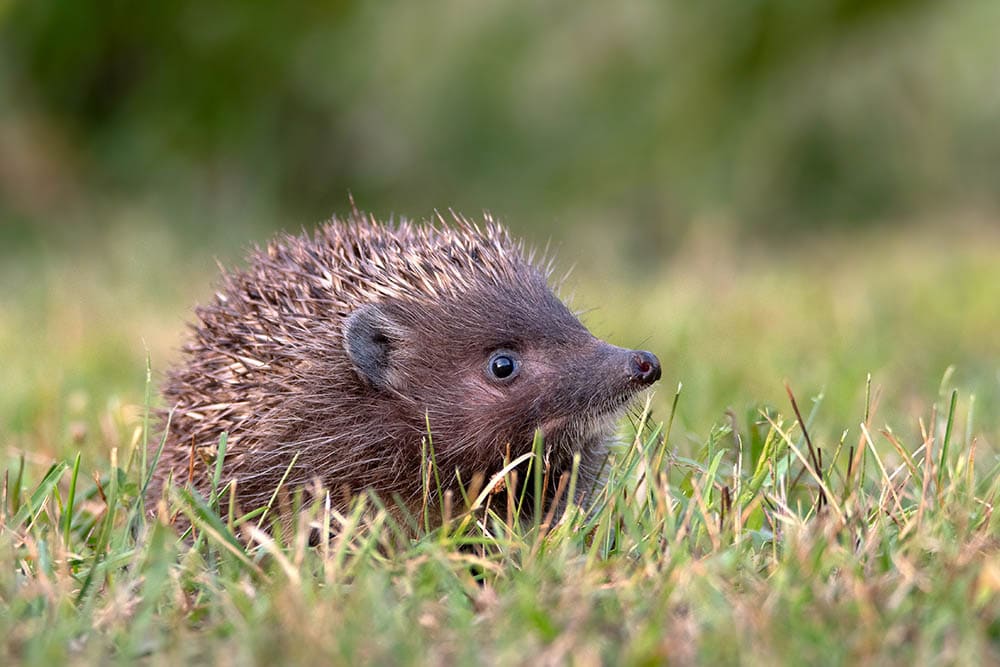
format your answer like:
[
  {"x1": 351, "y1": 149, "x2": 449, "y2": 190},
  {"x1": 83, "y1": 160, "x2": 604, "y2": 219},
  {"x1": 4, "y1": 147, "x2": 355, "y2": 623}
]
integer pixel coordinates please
[{"x1": 629, "y1": 350, "x2": 662, "y2": 386}]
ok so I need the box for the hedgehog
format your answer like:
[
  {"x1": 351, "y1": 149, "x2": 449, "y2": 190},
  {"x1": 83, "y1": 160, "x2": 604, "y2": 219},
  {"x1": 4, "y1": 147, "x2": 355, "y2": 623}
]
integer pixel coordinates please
[{"x1": 150, "y1": 210, "x2": 661, "y2": 527}]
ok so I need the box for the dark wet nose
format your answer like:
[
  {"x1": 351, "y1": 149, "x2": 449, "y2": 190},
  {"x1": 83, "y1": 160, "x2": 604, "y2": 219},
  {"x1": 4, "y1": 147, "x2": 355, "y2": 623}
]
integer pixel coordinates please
[{"x1": 629, "y1": 350, "x2": 662, "y2": 386}]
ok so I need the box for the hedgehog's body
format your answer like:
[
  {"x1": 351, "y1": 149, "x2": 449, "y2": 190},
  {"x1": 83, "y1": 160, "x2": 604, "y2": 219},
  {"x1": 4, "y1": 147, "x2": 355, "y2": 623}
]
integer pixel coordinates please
[{"x1": 151, "y1": 212, "x2": 661, "y2": 524}]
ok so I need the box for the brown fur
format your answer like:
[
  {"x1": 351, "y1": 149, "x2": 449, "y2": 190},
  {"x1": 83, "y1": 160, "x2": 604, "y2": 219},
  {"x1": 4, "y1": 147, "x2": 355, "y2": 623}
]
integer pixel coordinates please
[{"x1": 149, "y1": 210, "x2": 660, "y2": 524}]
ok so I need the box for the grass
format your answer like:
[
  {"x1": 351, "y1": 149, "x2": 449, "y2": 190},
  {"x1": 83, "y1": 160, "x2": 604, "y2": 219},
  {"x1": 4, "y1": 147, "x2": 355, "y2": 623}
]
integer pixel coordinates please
[
  {"x1": 2, "y1": 220, "x2": 1000, "y2": 664},
  {"x1": 2, "y1": 376, "x2": 998, "y2": 665}
]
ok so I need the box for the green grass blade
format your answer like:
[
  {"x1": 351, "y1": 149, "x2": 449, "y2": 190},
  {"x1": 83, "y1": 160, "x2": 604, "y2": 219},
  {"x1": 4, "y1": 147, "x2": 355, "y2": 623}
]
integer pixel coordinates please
[{"x1": 11, "y1": 461, "x2": 68, "y2": 530}]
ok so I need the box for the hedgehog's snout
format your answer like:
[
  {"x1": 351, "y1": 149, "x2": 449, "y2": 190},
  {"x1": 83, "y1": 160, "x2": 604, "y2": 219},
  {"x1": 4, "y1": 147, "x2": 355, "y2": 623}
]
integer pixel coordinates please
[
  {"x1": 586, "y1": 342, "x2": 662, "y2": 400},
  {"x1": 629, "y1": 350, "x2": 661, "y2": 386}
]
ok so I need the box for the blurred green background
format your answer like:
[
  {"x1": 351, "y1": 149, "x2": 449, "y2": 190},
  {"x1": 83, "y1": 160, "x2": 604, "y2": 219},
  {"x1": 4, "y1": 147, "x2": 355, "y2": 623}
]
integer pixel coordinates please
[{"x1": 1, "y1": 0, "x2": 999, "y2": 465}]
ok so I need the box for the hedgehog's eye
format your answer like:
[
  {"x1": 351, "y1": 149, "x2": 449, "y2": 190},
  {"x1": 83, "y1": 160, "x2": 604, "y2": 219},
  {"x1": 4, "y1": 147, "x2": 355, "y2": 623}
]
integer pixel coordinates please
[{"x1": 487, "y1": 351, "x2": 520, "y2": 382}]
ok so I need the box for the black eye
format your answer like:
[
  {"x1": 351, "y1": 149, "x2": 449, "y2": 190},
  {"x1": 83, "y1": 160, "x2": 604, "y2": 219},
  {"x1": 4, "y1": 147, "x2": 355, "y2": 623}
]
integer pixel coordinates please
[{"x1": 487, "y1": 351, "x2": 519, "y2": 381}]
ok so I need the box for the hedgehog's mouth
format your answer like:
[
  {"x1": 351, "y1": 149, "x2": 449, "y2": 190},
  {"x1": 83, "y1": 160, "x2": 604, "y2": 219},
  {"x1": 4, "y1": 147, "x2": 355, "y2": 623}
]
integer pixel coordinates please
[{"x1": 539, "y1": 391, "x2": 643, "y2": 445}]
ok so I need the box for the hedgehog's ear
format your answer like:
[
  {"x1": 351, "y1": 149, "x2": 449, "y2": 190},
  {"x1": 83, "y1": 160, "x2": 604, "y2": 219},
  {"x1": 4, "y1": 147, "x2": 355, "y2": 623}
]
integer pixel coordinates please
[{"x1": 343, "y1": 303, "x2": 403, "y2": 390}]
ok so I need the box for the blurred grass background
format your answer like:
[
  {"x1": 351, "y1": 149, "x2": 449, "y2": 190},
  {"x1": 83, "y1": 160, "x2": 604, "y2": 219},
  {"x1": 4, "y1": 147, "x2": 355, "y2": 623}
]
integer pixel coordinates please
[{"x1": 1, "y1": 0, "x2": 999, "y2": 466}]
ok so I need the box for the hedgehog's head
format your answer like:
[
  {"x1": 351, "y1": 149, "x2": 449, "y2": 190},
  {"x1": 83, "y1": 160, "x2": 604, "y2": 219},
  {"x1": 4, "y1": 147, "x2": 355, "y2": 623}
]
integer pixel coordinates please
[{"x1": 340, "y1": 221, "x2": 661, "y2": 487}]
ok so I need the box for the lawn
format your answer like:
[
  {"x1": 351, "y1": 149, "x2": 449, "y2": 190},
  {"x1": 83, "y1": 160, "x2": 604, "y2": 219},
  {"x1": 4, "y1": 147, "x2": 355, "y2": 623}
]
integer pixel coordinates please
[{"x1": 2, "y1": 217, "x2": 999, "y2": 664}]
